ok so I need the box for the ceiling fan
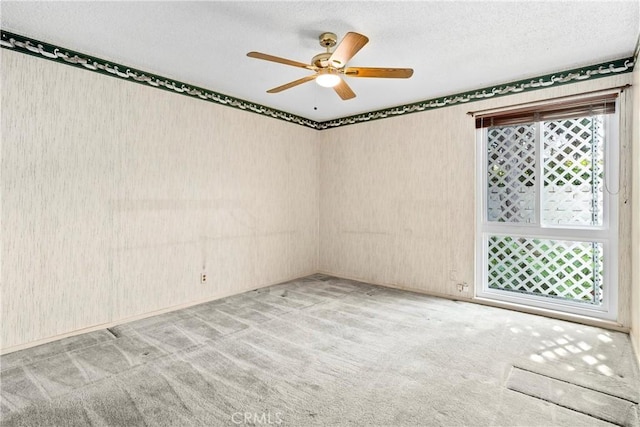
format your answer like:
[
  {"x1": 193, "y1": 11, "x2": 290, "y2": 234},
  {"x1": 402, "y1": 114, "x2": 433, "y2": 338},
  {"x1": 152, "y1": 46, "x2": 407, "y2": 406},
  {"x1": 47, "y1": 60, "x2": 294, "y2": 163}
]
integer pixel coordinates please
[{"x1": 247, "y1": 32, "x2": 413, "y2": 100}]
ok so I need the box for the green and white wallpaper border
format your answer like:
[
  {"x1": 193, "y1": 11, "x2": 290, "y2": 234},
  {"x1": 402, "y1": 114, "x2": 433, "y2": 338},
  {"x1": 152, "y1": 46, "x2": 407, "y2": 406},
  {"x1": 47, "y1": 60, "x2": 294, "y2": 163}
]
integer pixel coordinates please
[
  {"x1": 1, "y1": 30, "x2": 635, "y2": 130},
  {"x1": 0, "y1": 31, "x2": 318, "y2": 129},
  {"x1": 319, "y1": 57, "x2": 635, "y2": 129}
]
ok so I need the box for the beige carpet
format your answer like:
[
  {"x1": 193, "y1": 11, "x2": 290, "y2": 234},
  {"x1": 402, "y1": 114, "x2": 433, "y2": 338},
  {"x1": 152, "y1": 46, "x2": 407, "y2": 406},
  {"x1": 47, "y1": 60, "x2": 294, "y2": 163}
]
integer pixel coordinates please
[{"x1": 1, "y1": 274, "x2": 638, "y2": 426}]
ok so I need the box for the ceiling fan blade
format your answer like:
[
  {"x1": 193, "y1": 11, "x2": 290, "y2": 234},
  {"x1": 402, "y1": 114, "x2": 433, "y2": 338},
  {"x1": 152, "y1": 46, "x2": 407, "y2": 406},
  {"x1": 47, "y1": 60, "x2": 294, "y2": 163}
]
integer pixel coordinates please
[
  {"x1": 267, "y1": 74, "x2": 317, "y2": 93},
  {"x1": 333, "y1": 78, "x2": 356, "y2": 100},
  {"x1": 247, "y1": 52, "x2": 316, "y2": 70},
  {"x1": 344, "y1": 67, "x2": 414, "y2": 78},
  {"x1": 329, "y1": 32, "x2": 369, "y2": 68}
]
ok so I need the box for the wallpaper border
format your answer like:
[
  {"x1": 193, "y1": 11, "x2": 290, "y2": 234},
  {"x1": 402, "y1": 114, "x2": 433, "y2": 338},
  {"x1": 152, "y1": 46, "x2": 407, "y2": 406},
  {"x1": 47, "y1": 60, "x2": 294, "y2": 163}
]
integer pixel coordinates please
[
  {"x1": 1, "y1": 30, "x2": 635, "y2": 131},
  {"x1": 0, "y1": 30, "x2": 319, "y2": 129},
  {"x1": 317, "y1": 57, "x2": 635, "y2": 129}
]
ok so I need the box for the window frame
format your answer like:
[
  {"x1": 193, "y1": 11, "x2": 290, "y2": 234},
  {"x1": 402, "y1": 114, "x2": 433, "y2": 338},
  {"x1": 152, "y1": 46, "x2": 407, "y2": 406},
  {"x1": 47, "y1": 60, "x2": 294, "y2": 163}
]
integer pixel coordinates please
[{"x1": 475, "y1": 105, "x2": 619, "y2": 320}]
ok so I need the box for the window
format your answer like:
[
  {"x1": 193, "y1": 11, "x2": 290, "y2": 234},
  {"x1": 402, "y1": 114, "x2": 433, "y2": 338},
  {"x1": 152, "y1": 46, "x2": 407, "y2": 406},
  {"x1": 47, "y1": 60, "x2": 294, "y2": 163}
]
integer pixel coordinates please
[{"x1": 475, "y1": 93, "x2": 619, "y2": 320}]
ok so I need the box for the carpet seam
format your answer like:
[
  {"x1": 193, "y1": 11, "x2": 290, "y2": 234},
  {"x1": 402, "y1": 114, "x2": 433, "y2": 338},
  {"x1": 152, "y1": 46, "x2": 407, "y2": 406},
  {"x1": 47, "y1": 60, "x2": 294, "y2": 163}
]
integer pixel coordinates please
[
  {"x1": 511, "y1": 365, "x2": 639, "y2": 404},
  {"x1": 0, "y1": 332, "x2": 117, "y2": 374},
  {"x1": 505, "y1": 387, "x2": 623, "y2": 427}
]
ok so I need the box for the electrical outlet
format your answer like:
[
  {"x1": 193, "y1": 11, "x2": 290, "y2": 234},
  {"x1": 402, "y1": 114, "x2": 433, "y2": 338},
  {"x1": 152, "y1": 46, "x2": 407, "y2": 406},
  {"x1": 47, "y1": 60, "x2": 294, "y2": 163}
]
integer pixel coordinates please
[
  {"x1": 449, "y1": 270, "x2": 457, "y2": 281},
  {"x1": 201, "y1": 273, "x2": 207, "y2": 284},
  {"x1": 456, "y1": 283, "x2": 469, "y2": 292}
]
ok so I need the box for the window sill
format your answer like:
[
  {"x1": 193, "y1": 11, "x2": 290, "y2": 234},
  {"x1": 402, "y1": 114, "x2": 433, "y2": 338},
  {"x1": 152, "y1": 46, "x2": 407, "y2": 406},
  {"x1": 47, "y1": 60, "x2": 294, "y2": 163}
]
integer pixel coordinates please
[{"x1": 472, "y1": 296, "x2": 628, "y2": 333}]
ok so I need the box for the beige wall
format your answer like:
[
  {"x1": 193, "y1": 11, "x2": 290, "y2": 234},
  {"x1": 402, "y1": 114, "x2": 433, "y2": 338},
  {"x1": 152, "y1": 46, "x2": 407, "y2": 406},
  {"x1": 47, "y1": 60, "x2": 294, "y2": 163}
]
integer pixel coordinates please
[
  {"x1": 1, "y1": 50, "x2": 319, "y2": 352},
  {"x1": 319, "y1": 74, "x2": 634, "y2": 328},
  {"x1": 2, "y1": 47, "x2": 637, "y2": 354},
  {"x1": 319, "y1": 107, "x2": 475, "y2": 297},
  {"x1": 631, "y1": 63, "x2": 640, "y2": 364}
]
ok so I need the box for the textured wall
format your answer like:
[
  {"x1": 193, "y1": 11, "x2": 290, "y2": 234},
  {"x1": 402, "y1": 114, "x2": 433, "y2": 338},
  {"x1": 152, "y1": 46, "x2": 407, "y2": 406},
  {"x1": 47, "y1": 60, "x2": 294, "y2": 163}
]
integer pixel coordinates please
[
  {"x1": 319, "y1": 108, "x2": 475, "y2": 297},
  {"x1": 2, "y1": 46, "x2": 635, "y2": 353},
  {"x1": 319, "y1": 74, "x2": 634, "y2": 326},
  {"x1": 1, "y1": 50, "x2": 319, "y2": 351},
  {"x1": 631, "y1": 63, "x2": 640, "y2": 364}
]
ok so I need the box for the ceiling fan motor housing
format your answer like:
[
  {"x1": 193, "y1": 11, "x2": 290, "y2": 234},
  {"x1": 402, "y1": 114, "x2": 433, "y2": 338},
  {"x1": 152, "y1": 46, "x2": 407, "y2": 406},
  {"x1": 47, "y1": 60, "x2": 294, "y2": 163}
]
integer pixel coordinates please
[
  {"x1": 312, "y1": 52, "x2": 332, "y2": 68},
  {"x1": 314, "y1": 32, "x2": 338, "y2": 68},
  {"x1": 318, "y1": 32, "x2": 337, "y2": 48},
  {"x1": 247, "y1": 31, "x2": 413, "y2": 101}
]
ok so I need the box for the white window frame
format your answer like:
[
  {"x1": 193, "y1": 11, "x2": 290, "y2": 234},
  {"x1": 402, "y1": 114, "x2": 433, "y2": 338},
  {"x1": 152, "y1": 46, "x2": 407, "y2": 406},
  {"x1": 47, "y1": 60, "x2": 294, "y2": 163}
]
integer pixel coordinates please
[{"x1": 475, "y1": 108, "x2": 619, "y2": 320}]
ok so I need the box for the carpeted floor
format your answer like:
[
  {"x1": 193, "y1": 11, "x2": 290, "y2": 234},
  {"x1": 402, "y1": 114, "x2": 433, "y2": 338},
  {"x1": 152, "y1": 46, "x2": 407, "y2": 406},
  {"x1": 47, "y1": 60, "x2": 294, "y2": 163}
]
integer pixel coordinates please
[{"x1": 1, "y1": 274, "x2": 638, "y2": 426}]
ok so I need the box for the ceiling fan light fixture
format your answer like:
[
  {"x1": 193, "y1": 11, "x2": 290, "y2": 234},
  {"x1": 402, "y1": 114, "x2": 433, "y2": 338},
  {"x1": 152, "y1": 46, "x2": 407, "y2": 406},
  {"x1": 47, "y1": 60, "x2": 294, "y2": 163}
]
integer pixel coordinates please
[
  {"x1": 315, "y1": 69, "x2": 341, "y2": 88},
  {"x1": 248, "y1": 31, "x2": 412, "y2": 100}
]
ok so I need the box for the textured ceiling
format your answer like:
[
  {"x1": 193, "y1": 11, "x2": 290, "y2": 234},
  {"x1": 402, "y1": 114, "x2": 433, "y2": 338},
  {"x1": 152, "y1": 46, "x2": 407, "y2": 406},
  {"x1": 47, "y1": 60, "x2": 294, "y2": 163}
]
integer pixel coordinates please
[{"x1": 2, "y1": 1, "x2": 638, "y2": 122}]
